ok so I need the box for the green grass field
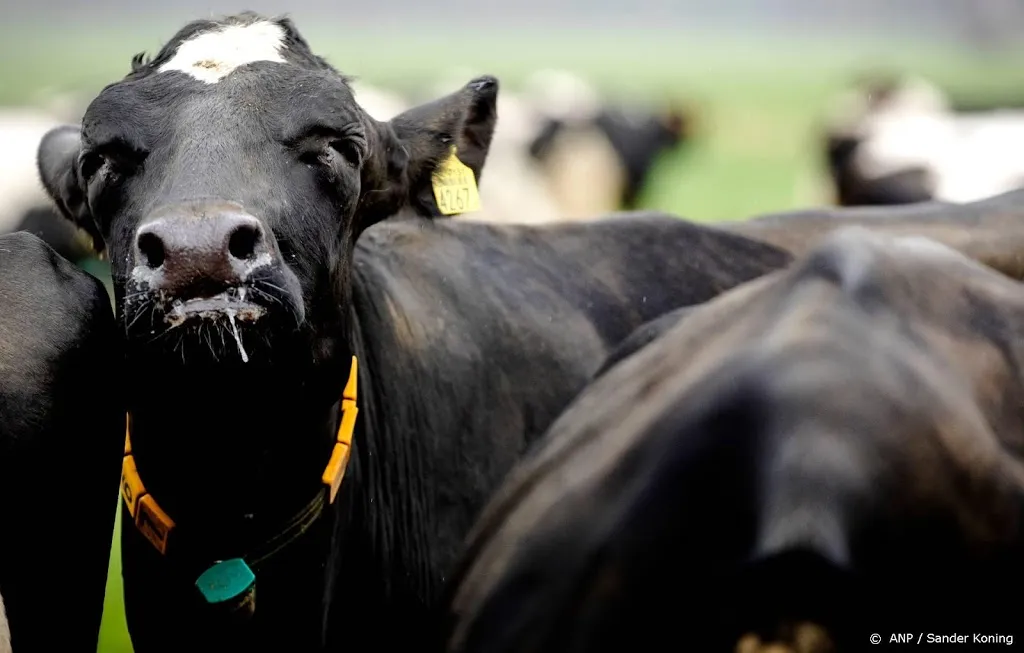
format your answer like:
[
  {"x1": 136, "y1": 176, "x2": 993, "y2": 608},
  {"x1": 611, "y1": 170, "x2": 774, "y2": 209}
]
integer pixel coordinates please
[{"x1": 3, "y1": 21, "x2": 1024, "y2": 652}]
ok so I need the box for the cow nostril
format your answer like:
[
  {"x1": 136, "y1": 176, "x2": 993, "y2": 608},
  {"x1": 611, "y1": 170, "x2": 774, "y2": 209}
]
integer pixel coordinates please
[
  {"x1": 137, "y1": 232, "x2": 165, "y2": 269},
  {"x1": 228, "y1": 223, "x2": 261, "y2": 261}
]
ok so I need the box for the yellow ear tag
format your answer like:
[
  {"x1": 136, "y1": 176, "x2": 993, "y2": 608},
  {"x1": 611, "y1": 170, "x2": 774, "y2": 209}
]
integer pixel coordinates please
[{"x1": 431, "y1": 146, "x2": 481, "y2": 216}]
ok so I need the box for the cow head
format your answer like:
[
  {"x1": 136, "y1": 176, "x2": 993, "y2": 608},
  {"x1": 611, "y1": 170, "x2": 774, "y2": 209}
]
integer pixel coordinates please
[{"x1": 37, "y1": 12, "x2": 497, "y2": 371}]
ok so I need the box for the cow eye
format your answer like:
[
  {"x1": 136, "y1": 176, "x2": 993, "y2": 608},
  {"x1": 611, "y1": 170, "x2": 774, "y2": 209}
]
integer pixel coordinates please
[
  {"x1": 295, "y1": 128, "x2": 365, "y2": 172},
  {"x1": 328, "y1": 138, "x2": 363, "y2": 167},
  {"x1": 79, "y1": 151, "x2": 107, "y2": 181},
  {"x1": 79, "y1": 144, "x2": 145, "y2": 183}
]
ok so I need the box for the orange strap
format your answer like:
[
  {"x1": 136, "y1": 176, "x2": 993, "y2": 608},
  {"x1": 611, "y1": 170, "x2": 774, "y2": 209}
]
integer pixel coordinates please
[{"x1": 121, "y1": 355, "x2": 359, "y2": 555}]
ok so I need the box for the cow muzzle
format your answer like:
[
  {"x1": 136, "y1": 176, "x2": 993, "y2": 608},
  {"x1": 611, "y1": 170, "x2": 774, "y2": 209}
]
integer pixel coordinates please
[
  {"x1": 133, "y1": 201, "x2": 272, "y2": 302},
  {"x1": 124, "y1": 201, "x2": 304, "y2": 358}
]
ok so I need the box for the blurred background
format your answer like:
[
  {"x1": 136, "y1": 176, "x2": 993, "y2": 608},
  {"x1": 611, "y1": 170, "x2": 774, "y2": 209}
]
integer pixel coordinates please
[{"x1": 2, "y1": 1, "x2": 1024, "y2": 651}]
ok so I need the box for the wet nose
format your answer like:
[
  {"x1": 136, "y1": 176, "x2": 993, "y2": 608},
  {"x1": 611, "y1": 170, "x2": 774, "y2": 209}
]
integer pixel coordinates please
[{"x1": 134, "y1": 208, "x2": 271, "y2": 295}]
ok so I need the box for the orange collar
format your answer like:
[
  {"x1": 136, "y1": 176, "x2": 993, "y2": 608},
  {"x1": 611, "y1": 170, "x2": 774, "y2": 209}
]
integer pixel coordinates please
[{"x1": 120, "y1": 356, "x2": 359, "y2": 555}]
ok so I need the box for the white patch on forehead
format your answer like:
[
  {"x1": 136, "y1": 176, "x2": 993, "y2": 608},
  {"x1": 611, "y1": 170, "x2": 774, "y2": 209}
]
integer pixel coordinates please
[{"x1": 158, "y1": 20, "x2": 287, "y2": 84}]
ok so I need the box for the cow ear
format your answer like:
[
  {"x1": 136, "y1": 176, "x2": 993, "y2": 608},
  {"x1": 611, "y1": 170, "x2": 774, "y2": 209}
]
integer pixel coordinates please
[
  {"x1": 385, "y1": 75, "x2": 499, "y2": 219},
  {"x1": 37, "y1": 125, "x2": 104, "y2": 254}
]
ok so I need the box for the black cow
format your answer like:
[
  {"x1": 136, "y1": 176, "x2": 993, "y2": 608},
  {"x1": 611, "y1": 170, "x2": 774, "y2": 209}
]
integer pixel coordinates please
[
  {"x1": 442, "y1": 227, "x2": 1024, "y2": 653},
  {"x1": 596, "y1": 189, "x2": 1024, "y2": 369},
  {"x1": 34, "y1": 12, "x2": 795, "y2": 652},
  {"x1": 0, "y1": 232, "x2": 123, "y2": 652},
  {"x1": 722, "y1": 187, "x2": 1024, "y2": 282}
]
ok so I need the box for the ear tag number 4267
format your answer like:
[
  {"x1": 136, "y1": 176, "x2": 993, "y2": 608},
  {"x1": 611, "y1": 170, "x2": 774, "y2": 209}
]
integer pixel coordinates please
[{"x1": 431, "y1": 146, "x2": 481, "y2": 216}]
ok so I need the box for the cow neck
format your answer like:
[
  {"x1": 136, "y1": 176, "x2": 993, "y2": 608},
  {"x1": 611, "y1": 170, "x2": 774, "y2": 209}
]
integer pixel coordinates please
[{"x1": 120, "y1": 355, "x2": 359, "y2": 604}]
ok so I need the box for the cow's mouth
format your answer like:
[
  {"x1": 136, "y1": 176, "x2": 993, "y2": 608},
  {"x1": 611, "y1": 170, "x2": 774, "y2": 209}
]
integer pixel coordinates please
[
  {"x1": 165, "y1": 289, "x2": 267, "y2": 327},
  {"x1": 162, "y1": 291, "x2": 268, "y2": 363},
  {"x1": 122, "y1": 275, "x2": 304, "y2": 365}
]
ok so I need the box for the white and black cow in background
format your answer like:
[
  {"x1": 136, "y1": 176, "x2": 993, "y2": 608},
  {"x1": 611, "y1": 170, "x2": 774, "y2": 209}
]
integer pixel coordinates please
[
  {"x1": 364, "y1": 67, "x2": 694, "y2": 224},
  {"x1": 457, "y1": 68, "x2": 694, "y2": 223},
  {"x1": 519, "y1": 69, "x2": 693, "y2": 216},
  {"x1": 823, "y1": 73, "x2": 1024, "y2": 207}
]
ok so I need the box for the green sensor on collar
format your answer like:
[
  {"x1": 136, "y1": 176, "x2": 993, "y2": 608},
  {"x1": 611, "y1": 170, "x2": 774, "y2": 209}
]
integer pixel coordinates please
[{"x1": 196, "y1": 558, "x2": 256, "y2": 606}]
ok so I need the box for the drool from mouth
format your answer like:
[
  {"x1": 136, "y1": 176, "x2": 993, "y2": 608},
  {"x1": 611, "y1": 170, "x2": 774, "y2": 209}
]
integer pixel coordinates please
[
  {"x1": 164, "y1": 288, "x2": 266, "y2": 363},
  {"x1": 165, "y1": 288, "x2": 267, "y2": 327}
]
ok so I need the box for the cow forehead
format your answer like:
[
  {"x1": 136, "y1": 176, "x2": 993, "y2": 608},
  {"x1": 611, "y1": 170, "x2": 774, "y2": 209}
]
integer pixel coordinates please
[{"x1": 158, "y1": 20, "x2": 287, "y2": 84}]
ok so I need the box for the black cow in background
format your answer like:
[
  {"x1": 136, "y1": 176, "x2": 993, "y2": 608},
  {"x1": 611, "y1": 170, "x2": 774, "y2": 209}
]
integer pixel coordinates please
[
  {"x1": 442, "y1": 227, "x2": 1024, "y2": 653},
  {"x1": 722, "y1": 187, "x2": 1024, "y2": 282},
  {"x1": 593, "y1": 188, "x2": 1024, "y2": 363},
  {"x1": 0, "y1": 232, "x2": 123, "y2": 652},
  {"x1": 34, "y1": 12, "x2": 791, "y2": 652}
]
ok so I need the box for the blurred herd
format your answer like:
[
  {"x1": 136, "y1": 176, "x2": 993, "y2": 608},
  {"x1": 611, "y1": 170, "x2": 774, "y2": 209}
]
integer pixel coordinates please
[{"x1": 5, "y1": 66, "x2": 1024, "y2": 267}]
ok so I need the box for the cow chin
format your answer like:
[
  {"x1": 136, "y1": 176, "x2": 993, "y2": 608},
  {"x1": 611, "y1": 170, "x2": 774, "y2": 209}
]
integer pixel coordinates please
[{"x1": 121, "y1": 272, "x2": 304, "y2": 366}]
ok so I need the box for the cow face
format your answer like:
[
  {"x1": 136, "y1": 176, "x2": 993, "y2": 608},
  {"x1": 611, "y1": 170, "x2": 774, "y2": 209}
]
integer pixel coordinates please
[{"x1": 37, "y1": 12, "x2": 497, "y2": 368}]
